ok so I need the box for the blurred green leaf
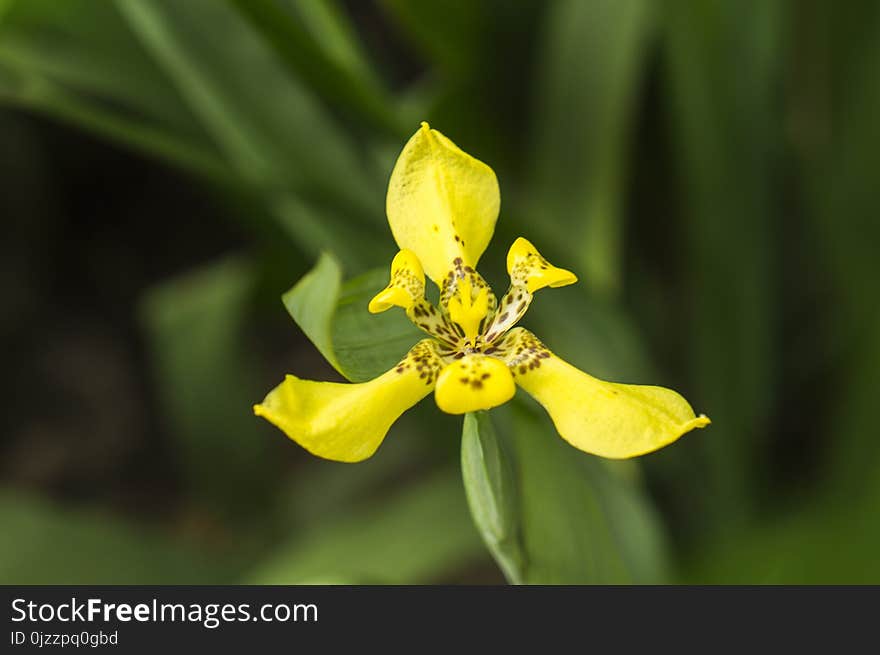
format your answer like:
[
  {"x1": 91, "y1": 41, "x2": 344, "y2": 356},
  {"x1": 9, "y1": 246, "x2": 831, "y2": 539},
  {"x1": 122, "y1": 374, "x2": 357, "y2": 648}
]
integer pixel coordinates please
[
  {"x1": 269, "y1": 195, "x2": 388, "y2": 271},
  {"x1": 230, "y1": 0, "x2": 403, "y2": 136},
  {"x1": 526, "y1": 286, "x2": 653, "y2": 383},
  {"x1": 661, "y1": 0, "x2": 784, "y2": 533},
  {"x1": 688, "y1": 488, "x2": 880, "y2": 584},
  {"x1": 287, "y1": 0, "x2": 375, "y2": 81},
  {"x1": 527, "y1": 0, "x2": 654, "y2": 296},
  {"x1": 115, "y1": 0, "x2": 375, "y2": 201},
  {"x1": 283, "y1": 254, "x2": 420, "y2": 383},
  {"x1": 0, "y1": 492, "x2": 231, "y2": 584},
  {"x1": 0, "y1": 0, "x2": 390, "y2": 264},
  {"x1": 0, "y1": 0, "x2": 205, "y2": 132},
  {"x1": 388, "y1": 1, "x2": 543, "y2": 175},
  {"x1": 799, "y1": 0, "x2": 880, "y2": 495},
  {"x1": 0, "y1": 79, "x2": 234, "y2": 183},
  {"x1": 246, "y1": 469, "x2": 485, "y2": 584},
  {"x1": 0, "y1": 0, "x2": 229, "y2": 180},
  {"x1": 461, "y1": 411, "x2": 525, "y2": 583},
  {"x1": 114, "y1": 0, "x2": 388, "y2": 265},
  {"x1": 141, "y1": 256, "x2": 274, "y2": 516},
  {"x1": 501, "y1": 401, "x2": 669, "y2": 584},
  {"x1": 380, "y1": 0, "x2": 484, "y2": 76},
  {"x1": 282, "y1": 433, "x2": 430, "y2": 527}
]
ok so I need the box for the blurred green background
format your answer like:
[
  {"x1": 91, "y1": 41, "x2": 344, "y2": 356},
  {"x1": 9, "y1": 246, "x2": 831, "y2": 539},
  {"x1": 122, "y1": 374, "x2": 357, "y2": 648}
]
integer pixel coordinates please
[{"x1": 1, "y1": 0, "x2": 878, "y2": 584}]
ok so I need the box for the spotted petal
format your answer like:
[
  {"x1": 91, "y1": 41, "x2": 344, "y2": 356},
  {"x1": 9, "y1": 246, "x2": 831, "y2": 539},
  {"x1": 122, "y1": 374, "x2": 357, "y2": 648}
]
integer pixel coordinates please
[
  {"x1": 507, "y1": 237, "x2": 577, "y2": 292},
  {"x1": 434, "y1": 354, "x2": 515, "y2": 415},
  {"x1": 368, "y1": 249, "x2": 425, "y2": 313},
  {"x1": 499, "y1": 329, "x2": 710, "y2": 458},
  {"x1": 484, "y1": 238, "x2": 577, "y2": 342},
  {"x1": 386, "y1": 122, "x2": 500, "y2": 284},
  {"x1": 254, "y1": 340, "x2": 444, "y2": 462},
  {"x1": 369, "y1": 249, "x2": 462, "y2": 347}
]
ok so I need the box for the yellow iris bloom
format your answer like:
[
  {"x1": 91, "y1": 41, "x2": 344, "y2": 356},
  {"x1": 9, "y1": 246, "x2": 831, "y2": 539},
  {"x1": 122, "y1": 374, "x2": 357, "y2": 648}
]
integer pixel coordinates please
[{"x1": 255, "y1": 123, "x2": 710, "y2": 462}]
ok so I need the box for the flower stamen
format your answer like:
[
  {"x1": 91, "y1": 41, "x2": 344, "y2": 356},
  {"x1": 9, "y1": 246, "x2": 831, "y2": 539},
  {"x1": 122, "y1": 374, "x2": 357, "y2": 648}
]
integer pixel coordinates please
[{"x1": 446, "y1": 275, "x2": 491, "y2": 348}]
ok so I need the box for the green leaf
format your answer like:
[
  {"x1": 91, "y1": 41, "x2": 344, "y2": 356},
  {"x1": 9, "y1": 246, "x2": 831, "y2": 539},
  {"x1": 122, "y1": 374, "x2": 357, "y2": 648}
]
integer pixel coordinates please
[
  {"x1": 140, "y1": 256, "x2": 275, "y2": 516},
  {"x1": 0, "y1": 0, "x2": 13, "y2": 21},
  {"x1": 331, "y1": 267, "x2": 423, "y2": 381},
  {"x1": 0, "y1": 0, "x2": 207, "y2": 133},
  {"x1": 229, "y1": 0, "x2": 403, "y2": 137},
  {"x1": 0, "y1": 0, "x2": 391, "y2": 264},
  {"x1": 661, "y1": 0, "x2": 784, "y2": 534},
  {"x1": 0, "y1": 493, "x2": 231, "y2": 584},
  {"x1": 283, "y1": 254, "x2": 420, "y2": 382},
  {"x1": 383, "y1": 1, "x2": 544, "y2": 174},
  {"x1": 798, "y1": 0, "x2": 880, "y2": 495},
  {"x1": 501, "y1": 401, "x2": 670, "y2": 584},
  {"x1": 0, "y1": 74, "x2": 233, "y2": 183},
  {"x1": 246, "y1": 469, "x2": 485, "y2": 584},
  {"x1": 380, "y1": 0, "x2": 485, "y2": 76},
  {"x1": 282, "y1": 251, "x2": 344, "y2": 374},
  {"x1": 115, "y1": 0, "x2": 378, "y2": 207},
  {"x1": 527, "y1": 286, "x2": 653, "y2": 383},
  {"x1": 687, "y1": 486, "x2": 880, "y2": 584},
  {"x1": 0, "y1": 0, "x2": 229, "y2": 180},
  {"x1": 281, "y1": 432, "x2": 430, "y2": 527},
  {"x1": 527, "y1": 0, "x2": 655, "y2": 296},
  {"x1": 461, "y1": 411, "x2": 525, "y2": 583},
  {"x1": 269, "y1": 194, "x2": 388, "y2": 272}
]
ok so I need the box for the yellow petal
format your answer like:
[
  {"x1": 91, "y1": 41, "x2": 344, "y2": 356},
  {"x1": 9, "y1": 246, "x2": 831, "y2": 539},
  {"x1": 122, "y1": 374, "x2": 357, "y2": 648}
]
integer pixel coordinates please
[
  {"x1": 499, "y1": 329, "x2": 710, "y2": 458},
  {"x1": 386, "y1": 122, "x2": 500, "y2": 283},
  {"x1": 483, "y1": 238, "x2": 577, "y2": 342},
  {"x1": 254, "y1": 340, "x2": 443, "y2": 462},
  {"x1": 435, "y1": 354, "x2": 515, "y2": 415},
  {"x1": 506, "y1": 237, "x2": 577, "y2": 293},
  {"x1": 368, "y1": 249, "x2": 425, "y2": 313},
  {"x1": 368, "y1": 249, "x2": 465, "y2": 347}
]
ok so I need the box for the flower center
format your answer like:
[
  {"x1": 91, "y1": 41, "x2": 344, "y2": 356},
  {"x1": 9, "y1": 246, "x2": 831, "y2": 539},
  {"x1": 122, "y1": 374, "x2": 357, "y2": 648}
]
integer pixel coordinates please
[
  {"x1": 369, "y1": 243, "x2": 577, "y2": 363},
  {"x1": 446, "y1": 275, "x2": 491, "y2": 349}
]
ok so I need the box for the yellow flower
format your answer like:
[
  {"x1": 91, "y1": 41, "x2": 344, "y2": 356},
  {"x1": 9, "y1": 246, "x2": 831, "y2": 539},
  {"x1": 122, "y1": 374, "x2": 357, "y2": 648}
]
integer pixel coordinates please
[{"x1": 255, "y1": 123, "x2": 709, "y2": 462}]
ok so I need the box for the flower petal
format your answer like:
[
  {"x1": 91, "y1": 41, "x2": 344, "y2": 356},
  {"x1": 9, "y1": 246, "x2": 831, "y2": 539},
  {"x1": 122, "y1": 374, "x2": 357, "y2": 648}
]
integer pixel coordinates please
[
  {"x1": 507, "y1": 237, "x2": 577, "y2": 292},
  {"x1": 386, "y1": 122, "x2": 500, "y2": 283},
  {"x1": 369, "y1": 249, "x2": 463, "y2": 347},
  {"x1": 498, "y1": 328, "x2": 710, "y2": 458},
  {"x1": 435, "y1": 354, "x2": 515, "y2": 415},
  {"x1": 368, "y1": 249, "x2": 425, "y2": 313},
  {"x1": 254, "y1": 339, "x2": 444, "y2": 462},
  {"x1": 483, "y1": 237, "x2": 577, "y2": 343}
]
